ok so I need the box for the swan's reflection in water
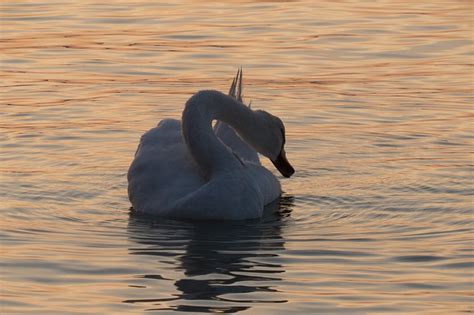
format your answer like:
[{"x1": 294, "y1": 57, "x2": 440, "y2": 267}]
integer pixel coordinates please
[{"x1": 125, "y1": 196, "x2": 294, "y2": 313}]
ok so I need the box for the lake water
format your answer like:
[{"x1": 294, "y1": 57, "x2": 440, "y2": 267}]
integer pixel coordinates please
[{"x1": 1, "y1": 0, "x2": 473, "y2": 314}]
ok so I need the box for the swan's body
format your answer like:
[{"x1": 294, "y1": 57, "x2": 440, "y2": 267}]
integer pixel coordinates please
[{"x1": 128, "y1": 71, "x2": 294, "y2": 220}]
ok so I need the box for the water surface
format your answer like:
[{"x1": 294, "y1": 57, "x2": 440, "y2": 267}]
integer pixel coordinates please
[{"x1": 1, "y1": 0, "x2": 473, "y2": 314}]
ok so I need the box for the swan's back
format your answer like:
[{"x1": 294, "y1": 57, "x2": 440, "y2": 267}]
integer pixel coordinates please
[{"x1": 127, "y1": 119, "x2": 205, "y2": 215}]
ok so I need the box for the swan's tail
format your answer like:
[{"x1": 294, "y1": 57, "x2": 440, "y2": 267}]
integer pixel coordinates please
[
  {"x1": 228, "y1": 67, "x2": 243, "y2": 103},
  {"x1": 214, "y1": 68, "x2": 260, "y2": 163}
]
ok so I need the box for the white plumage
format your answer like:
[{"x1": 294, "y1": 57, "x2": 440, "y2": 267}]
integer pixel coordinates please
[{"x1": 127, "y1": 70, "x2": 294, "y2": 220}]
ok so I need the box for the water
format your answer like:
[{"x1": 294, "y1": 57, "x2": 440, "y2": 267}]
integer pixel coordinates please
[{"x1": 1, "y1": 0, "x2": 472, "y2": 313}]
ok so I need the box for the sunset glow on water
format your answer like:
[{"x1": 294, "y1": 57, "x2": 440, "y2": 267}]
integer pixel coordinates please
[{"x1": 1, "y1": 1, "x2": 473, "y2": 313}]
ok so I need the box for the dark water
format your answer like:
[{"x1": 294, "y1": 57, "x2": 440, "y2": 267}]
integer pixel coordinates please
[{"x1": 1, "y1": 0, "x2": 472, "y2": 313}]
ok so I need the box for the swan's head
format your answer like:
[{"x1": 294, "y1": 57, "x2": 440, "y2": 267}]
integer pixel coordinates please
[{"x1": 251, "y1": 110, "x2": 295, "y2": 178}]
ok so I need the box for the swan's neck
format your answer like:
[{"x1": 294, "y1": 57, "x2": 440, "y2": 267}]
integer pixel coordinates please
[{"x1": 182, "y1": 90, "x2": 254, "y2": 178}]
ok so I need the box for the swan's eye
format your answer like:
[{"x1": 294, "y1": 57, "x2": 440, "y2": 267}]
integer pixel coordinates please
[{"x1": 280, "y1": 128, "x2": 286, "y2": 146}]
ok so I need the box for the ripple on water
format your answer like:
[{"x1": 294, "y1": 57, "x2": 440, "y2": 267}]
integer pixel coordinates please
[{"x1": 1, "y1": 0, "x2": 473, "y2": 314}]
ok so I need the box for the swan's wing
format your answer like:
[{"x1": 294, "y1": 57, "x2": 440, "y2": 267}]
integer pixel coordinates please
[
  {"x1": 214, "y1": 122, "x2": 260, "y2": 163},
  {"x1": 214, "y1": 68, "x2": 260, "y2": 164},
  {"x1": 127, "y1": 119, "x2": 205, "y2": 214}
]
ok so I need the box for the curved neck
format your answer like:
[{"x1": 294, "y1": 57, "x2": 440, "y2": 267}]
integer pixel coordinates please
[{"x1": 182, "y1": 90, "x2": 254, "y2": 178}]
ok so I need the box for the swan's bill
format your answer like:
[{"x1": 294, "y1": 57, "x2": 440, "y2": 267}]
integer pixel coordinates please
[{"x1": 271, "y1": 149, "x2": 295, "y2": 178}]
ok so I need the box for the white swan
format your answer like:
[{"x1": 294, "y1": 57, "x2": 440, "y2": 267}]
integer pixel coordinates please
[{"x1": 127, "y1": 70, "x2": 294, "y2": 220}]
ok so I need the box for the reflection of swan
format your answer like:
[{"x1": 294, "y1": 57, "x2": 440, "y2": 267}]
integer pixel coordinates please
[
  {"x1": 124, "y1": 196, "x2": 294, "y2": 313},
  {"x1": 127, "y1": 70, "x2": 294, "y2": 220}
]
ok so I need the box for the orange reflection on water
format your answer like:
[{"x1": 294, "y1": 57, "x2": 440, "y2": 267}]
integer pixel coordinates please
[{"x1": 1, "y1": 0, "x2": 473, "y2": 314}]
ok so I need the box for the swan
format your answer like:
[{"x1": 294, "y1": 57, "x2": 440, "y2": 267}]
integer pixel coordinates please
[{"x1": 127, "y1": 70, "x2": 294, "y2": 220}]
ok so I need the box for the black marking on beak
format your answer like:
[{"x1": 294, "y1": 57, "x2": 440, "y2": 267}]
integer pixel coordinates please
[{"x1": 271, "y1": 148, "x2": 295, "y2": 178}]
